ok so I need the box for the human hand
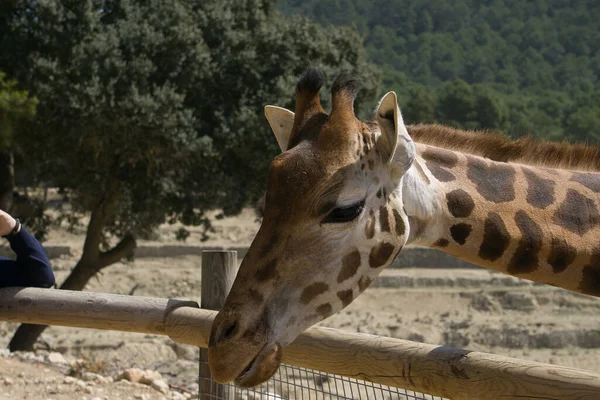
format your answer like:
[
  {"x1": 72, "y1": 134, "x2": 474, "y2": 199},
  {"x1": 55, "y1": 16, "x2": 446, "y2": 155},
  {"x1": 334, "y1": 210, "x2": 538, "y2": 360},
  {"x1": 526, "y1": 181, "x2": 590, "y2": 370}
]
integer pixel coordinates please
[{"x1": 0, "y1": 209, "x2": 18, "y2": 237}]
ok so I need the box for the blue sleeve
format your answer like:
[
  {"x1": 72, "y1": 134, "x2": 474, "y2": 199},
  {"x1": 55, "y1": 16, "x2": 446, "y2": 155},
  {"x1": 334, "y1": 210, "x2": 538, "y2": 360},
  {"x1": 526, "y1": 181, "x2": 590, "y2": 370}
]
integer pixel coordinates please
[{"x1": 0, "y1": 226, "x2": 55, "y2": 288}]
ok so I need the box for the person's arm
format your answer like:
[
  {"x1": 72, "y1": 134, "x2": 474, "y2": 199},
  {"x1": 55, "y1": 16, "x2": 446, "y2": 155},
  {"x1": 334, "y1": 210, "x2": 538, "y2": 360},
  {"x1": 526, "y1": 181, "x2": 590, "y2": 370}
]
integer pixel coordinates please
[
  {"x1": 5, "y1": 224, "x2": 55, "y2": 288},
  {"x1": 0, "y1": 211, "x2": 55, "y2": 288}
]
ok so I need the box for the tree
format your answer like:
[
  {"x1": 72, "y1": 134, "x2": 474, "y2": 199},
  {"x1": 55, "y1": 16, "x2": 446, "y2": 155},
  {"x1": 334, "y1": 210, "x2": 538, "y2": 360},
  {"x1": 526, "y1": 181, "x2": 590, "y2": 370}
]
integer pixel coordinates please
[
  {"x1": 279, "y1": 0, "x2": 600, "y2": 143},
  {"x1": 565, "y1": 107, "x2": 600, "y2": 142},
  {"x1": 403, "y1": 86, "x2": 436, "y2": 124},
  {"x1": 473, "y1": 87, "x2": 508, "y2": 130},
  {"x1": 436, "y1": 79, "x2": 477, "y2": 128},
  {"x1": 1, "y1": 0, "x2": 379, "y2": 350},
  {"x1": 0, "y1": 71, "x2": 37, "y2": 211},
  {"x1": 415, "y1": 10, "x2": 433, "y2": 34}
]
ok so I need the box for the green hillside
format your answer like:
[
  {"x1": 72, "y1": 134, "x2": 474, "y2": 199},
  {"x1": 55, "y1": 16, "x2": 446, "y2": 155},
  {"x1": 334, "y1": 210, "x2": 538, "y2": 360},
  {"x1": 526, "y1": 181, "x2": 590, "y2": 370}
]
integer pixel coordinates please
[{"x1": 279, "y1": 0, "x2": 600, "y2": 142}]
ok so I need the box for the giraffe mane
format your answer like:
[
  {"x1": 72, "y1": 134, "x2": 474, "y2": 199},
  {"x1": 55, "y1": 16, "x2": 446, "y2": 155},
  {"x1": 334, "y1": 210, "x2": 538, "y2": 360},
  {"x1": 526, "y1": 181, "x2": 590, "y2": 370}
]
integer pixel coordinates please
[{"x1": 408, "y1": 124, "x2": 600, "y2": 172}]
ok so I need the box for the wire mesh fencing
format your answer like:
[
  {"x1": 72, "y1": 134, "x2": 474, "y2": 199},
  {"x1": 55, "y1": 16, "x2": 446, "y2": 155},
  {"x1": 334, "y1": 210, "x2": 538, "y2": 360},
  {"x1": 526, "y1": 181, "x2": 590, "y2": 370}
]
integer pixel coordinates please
[{"x1": 198, "y1": 359, "x2": 446, "y2": 400}]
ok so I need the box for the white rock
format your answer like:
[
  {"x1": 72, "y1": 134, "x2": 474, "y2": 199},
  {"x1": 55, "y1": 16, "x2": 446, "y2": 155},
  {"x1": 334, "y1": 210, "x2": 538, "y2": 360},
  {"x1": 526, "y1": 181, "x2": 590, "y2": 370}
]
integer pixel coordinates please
[
  {"x1": 119, "y1": 368, "x2": 144, "y2": 383},
  {"x1": 171, "y1": 391, "x2": 186, "y2": 400},
  {"x1": 134, "y1": 394, "x2": 150, "y2": 400},
  {"x1": 151, "y1": 379, "x2": 169, "y2": 394},
  {"x1": 140, "y1": 369, "x2": 162, "y2": 385},
  {"x1": 3, "y1": 377, "x2": 14, "y2": 385},
  {"x1": 48, "y1": 352, "x2": 68, "y2": 364},
  {"x1": 71, "y1": 359, "x2": 87, "y2": 368},
  {"x1": 82, "y1": 372, "x2": 110, "y2": 384},
  {"x1": 84, "y1": 386, "x2": 93, "y2": 394},
  {"x1": 75, "y1": 380, "x2": 87, "y2": 388},
  {"x1": 64, "y1": 376, "x2": 78, "y2": 384}
]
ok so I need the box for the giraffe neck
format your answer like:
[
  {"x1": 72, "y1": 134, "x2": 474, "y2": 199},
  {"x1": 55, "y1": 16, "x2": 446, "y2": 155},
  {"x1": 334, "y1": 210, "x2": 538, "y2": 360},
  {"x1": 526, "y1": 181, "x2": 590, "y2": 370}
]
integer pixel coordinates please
[{"x1": 400, "y1": 143, "x2": 600, "y2": 297}]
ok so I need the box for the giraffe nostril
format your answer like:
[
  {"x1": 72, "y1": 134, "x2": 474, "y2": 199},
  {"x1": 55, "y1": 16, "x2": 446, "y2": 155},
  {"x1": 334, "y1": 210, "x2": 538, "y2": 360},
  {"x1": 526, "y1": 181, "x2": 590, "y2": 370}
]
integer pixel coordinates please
[{"x1": 221, "y1": 321, "x2": 238, "y2": 341}]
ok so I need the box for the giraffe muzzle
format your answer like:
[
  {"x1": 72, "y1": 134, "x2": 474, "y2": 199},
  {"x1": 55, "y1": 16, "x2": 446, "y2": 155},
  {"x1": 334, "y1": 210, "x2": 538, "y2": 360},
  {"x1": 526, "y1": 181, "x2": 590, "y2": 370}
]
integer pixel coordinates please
[{"x1": 234, "y1": 341, "x2": 282, "y2": 387}]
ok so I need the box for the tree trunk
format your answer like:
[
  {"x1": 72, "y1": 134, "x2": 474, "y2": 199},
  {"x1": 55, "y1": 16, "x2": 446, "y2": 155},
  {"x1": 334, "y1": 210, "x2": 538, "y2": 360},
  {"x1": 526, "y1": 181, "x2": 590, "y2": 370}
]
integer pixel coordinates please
[
  {"x1": 8, "y1": 200, "x2": 136, "y2": 351},
  {"x1": 0, "y1": 150, "x2": 14, "y2": 211}
]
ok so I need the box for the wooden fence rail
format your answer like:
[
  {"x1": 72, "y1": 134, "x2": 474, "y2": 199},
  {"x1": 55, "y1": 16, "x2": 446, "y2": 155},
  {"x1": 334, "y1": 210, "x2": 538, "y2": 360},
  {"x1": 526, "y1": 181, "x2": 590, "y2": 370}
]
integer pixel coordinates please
[{"x1": 0, "y1": 286, "x2": 599, "y2": 399}]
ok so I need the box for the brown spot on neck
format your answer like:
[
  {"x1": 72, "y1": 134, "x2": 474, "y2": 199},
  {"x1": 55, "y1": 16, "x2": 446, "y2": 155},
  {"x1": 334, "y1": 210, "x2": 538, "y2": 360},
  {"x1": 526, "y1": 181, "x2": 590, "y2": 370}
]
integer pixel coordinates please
[
  {"x1": 571, "y1": 172, "x2": 600, "y2": 193},
  {"x1": 508, "y1": 211, "x2": 543, "y2": 275},
  {"x1": 547, "y1": 238, "x2": 577, "y2": 274},
  {"x1": 478, "y1": 212, "x2": 510, "y2": 261},
  {"x1": 369, "y1": 242, "x2": 396, "y2": 268},
  {"x1": 553, "y1": 189, "x2": 600, "y2": 236},
  {"x1": 579, "y1": 249, "x2": 600, "y2": 296},
  {"x1": 467, "y1": 156, "x2": 516, "y2": 203},
  {"x1": 337, "y1": 289, "x2": 354, "y2": 308},
  {"x1": 338, "y1": 249, "x2": 361, "y2": 283},
  {"x1": 392, "y1": 209, "x2": 406, "y2": 236},
  {"x1": 357, "y1": 276, "x2": 373, "y2": 292},
  {"x1": 380, "y1": 206, "x2": 391, "y2": 232},
  {"x1": 446, "y1": 189, "x2": 475, "y2": 218},
  {"x1": 422, "y1": 147, "x2": 458, "y2": 182},
  {"x1": 450, "y1": 223, "x2": 472, "y2": 245},
  {"x1": 300, "y1": 282, "x2": 329, "y2": 304},
  {"x1": 522, "y1": 167, "x2": 555, "y2": 209},
  {"x1": 316, "y1": 303, "x2": 333, "y2": 318},
  {"x1": 434, "y1": 238, "x2": 449, "y2": 247}
]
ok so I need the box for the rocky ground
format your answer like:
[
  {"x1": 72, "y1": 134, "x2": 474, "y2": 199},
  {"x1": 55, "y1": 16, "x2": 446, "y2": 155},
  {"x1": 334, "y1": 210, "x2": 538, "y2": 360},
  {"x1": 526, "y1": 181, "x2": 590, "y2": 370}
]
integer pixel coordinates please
[
  {"x1": 0, "y1": 350, "x2": 194, "y2": 400},
  {"x1": 0, "y1": 208, "x2": 599, "y2": 399}
]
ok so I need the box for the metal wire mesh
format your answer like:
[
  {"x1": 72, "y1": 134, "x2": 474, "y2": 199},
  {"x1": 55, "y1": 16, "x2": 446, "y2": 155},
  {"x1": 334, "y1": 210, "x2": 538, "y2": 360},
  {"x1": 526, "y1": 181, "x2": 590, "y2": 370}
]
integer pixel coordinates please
[{"x1": 198, "y1": 360, "x2": 446, "y2": 400}]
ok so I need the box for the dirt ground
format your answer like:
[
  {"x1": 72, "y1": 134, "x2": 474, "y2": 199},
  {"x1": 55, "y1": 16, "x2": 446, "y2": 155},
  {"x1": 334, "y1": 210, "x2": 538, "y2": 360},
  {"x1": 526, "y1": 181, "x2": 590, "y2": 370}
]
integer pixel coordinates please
[{"x1": 1, "y1": 208, "x2": 600, "y2": 399}]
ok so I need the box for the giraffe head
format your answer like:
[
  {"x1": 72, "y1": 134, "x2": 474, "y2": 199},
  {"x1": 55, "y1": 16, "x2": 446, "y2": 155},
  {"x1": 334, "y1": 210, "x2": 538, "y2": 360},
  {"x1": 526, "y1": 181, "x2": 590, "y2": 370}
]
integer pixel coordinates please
[{"x1": 208, "y1": 68, "x2": 416, "y2": 386}]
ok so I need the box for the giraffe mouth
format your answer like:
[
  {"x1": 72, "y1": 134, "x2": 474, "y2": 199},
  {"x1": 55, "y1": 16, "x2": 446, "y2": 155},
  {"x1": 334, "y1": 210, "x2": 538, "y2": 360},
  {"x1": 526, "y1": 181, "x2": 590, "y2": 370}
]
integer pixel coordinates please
[{"x1": 234, "y1": 342, "x2": 282, "y2": 387}]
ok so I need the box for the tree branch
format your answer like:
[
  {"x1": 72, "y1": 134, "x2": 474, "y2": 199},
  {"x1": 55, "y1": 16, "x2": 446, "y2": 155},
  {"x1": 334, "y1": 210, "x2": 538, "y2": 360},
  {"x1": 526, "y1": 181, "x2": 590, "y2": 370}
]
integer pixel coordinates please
[
  {"x1": 81, "y1": 177, "x2": 120, "y2": 262},
  {"x1": 98, "y1": 233, "x2": 137, "y2": 269},
  {"x1": 81, "y1": 206, "x2": 105, "y2": 262}
]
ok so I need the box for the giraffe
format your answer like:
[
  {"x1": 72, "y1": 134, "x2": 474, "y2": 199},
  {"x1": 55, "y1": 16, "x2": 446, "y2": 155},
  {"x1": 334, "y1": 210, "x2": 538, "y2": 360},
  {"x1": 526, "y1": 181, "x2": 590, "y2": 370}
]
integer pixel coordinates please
[{"x1": 208, "y1": 67, "x2": 600, "y2": 387}]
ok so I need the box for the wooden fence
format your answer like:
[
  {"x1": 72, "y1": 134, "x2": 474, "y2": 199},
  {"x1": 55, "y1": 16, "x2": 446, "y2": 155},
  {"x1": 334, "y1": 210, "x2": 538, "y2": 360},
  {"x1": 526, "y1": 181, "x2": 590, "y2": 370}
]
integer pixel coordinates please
[{"x1": 0, "y1": 251, "x2": 599, "y2": 399}]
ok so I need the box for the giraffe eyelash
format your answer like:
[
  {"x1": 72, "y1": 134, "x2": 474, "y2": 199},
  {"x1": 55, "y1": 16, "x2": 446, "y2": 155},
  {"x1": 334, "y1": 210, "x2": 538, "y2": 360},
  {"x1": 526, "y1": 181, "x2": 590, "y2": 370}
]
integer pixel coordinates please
[{"x1": 321, "y1": 200, "x2": 365, "y2": 224}]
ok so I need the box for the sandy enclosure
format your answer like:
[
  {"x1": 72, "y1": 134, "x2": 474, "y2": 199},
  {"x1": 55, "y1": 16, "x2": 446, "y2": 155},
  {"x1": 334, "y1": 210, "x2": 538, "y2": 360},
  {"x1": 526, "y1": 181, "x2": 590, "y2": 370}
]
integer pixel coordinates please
[{"x1": 0, "y1": 208, "x2": 599, "y2": 398}]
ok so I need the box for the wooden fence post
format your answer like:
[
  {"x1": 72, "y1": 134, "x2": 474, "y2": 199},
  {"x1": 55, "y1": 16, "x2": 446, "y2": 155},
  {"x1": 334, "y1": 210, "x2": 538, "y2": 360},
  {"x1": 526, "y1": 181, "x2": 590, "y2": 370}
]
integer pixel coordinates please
[{"x1": 199, "y1": 250, "x2": 238, "y2": 400}]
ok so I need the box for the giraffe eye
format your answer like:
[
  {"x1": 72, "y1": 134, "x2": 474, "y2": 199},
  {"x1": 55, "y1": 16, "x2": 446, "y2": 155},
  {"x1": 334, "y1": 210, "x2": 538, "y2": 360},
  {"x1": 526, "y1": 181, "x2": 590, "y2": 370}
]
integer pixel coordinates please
[{"x1": 322, "y1": 201, "x2": 365, "y2": 224}]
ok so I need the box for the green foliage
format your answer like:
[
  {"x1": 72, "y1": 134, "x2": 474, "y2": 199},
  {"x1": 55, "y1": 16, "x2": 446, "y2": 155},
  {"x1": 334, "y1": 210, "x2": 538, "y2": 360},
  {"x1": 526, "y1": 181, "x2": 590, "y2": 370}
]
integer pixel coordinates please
[
  {"x1": 0, "y1": 0, "x2": 379, "y2": 245},
  {"x1": 0, "y1": 71, "x2": 38, "y2": 148},
  {"x1": 279, "y1": 0, "x2": 600, "y2": 141},
  {"x1": 403, "y1": 86, "x2": 435, "y2": 124}
]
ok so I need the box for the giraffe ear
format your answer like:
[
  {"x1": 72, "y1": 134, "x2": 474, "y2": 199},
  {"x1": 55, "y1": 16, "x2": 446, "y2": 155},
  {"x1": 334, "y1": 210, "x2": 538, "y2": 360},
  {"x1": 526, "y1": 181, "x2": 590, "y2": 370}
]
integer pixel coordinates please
[
  {"x1": 264, "y1": 105, "x2": 295, "y2": 152},
  {"x1": 375, "y1": 91, "x2": 415, "y2": 172}
]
